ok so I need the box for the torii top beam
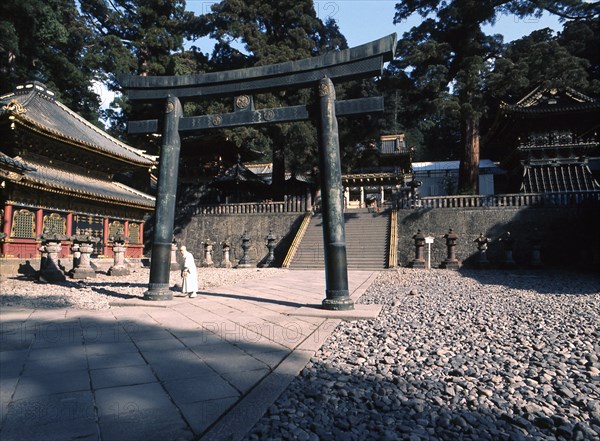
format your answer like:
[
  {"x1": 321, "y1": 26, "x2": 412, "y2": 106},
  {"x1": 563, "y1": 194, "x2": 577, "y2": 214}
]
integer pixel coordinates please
[{"x1": 117, "y1": 34, "x2": 397, "y2": 101}]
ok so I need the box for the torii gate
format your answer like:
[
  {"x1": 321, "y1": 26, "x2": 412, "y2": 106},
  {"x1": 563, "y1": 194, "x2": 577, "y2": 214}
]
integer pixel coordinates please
[{"x1": 117, "y1": 34, "x2": 396, "y2": 310}]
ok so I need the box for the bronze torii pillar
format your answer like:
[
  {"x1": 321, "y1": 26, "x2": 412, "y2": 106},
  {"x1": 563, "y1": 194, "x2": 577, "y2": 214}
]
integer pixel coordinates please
[
  {"x1": 317, "y1": 78, "x2": 351, "y2": 309},
  {"x1": 117, "y1": 34, "x2": 397, "y2": 308},
  {"x1": 146, "y1": 96, "x2": 182, "y2": 300}
]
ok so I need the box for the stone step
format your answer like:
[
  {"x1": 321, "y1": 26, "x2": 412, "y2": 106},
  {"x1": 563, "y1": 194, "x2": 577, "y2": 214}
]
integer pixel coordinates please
[{"x1": 290, "y1": 211, "x2": 391, "y2": 269}]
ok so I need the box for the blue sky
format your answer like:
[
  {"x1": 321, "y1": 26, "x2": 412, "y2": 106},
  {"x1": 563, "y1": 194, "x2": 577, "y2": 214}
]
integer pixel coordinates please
[{"x1": 186, "y1": 0, "x2": 564, "y2": 50}]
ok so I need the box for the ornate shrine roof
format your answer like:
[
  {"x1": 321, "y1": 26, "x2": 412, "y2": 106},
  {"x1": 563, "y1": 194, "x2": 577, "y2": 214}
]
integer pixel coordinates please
[
  {"x1": 0, "y1": 82, "x2": 157, "y2": 167},
  {"x1": 5, "y1": 156, "x2": 155, "y2": 210},
  {"x1": 499, "y1": 85, "x2": 600, "y2": 115},
  {"x1": 522, "y1": 163, "x2": 600, "y2": 193}
]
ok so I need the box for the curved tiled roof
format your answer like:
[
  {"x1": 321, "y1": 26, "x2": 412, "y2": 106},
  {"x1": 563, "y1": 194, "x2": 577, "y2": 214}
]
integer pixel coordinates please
[
  {"x1": 0, "y1": 82, "x2": 157, "y2": 167},
  {"x1": 501, "y1": 85, "x2": 600, "y2": 114},
  {"x1": 8, "y1": 158, "x2": 155, "y2": 210}
]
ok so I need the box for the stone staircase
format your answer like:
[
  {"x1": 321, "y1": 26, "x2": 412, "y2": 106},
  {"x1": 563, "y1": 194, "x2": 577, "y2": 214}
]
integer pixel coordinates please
[{"x1": 289, "y1": 209, "x2": 390, "y2": 269}]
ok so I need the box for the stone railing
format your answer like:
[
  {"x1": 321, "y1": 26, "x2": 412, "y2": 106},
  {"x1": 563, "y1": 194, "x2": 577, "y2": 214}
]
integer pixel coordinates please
[
  {"x1": 196, "y1": 197, "x2": 311, "y2": 215},
  {"x1": 396, "y1": 190, "x2": 600, "y2": 209}
]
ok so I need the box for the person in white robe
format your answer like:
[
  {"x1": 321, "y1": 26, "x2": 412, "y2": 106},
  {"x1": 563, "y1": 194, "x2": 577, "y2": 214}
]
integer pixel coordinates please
[{"x1": 179, "y1": 245, "x2": 198, "y2": 298}]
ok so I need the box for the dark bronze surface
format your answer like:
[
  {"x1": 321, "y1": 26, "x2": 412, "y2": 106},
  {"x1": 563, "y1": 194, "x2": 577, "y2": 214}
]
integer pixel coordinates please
[
  {"x1": 117, "y1": 35, "x2": 396, "y2": 101},
  {"x1": 144, "y1": 96, "x2": 183, "y2": 301},
  {"x1": 118, "y1": 35, "x2": 396, "y2": 304},
  {"x1": 317, "y1": 77, "x2": 353, "y2": 310},
  {"x1": 127, "y1": 97, "x2": 384, "y2": 134}
]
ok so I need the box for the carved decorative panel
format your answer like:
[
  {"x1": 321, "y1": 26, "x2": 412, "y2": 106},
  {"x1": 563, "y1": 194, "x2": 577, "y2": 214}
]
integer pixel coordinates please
[{"x1": 11, "y1": 209, "x2": 35, "y2": 238}]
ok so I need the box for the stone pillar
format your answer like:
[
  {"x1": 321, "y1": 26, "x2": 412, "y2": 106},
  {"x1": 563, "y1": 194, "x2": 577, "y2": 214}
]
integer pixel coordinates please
[
  {"x1": 202, "y1": 239, "x2": 214, "y2": 267},
  {"x1": 316, "y1": 77, "x2": 352, "y2": 311},
  {"x1": 237, "y1": 232, "x2": 253, "y2": 268},
  {"x1": 70, "y1": 234, "x2": 99, "y2": 279},
  {"x1": 410, "y1": 229, "x2": 426, "y2": 269},
  {"x1": 146, "y1": 96, "x2": 183, "y2": 301},
  {"x1": 473, "y1": 233, "x2": 490, "y2": 269},
  {"x1": 108, "y1": 234, "x2": 130, "y2": 276},
  {"x1": 440, "y1": 229, "x2": 460, "y2": 270}
]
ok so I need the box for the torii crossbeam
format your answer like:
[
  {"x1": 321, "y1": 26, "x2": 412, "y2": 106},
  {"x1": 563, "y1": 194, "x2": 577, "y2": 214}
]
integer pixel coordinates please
[{"x1": 117, "y1": 34, "x2": 396, "y2": 310}]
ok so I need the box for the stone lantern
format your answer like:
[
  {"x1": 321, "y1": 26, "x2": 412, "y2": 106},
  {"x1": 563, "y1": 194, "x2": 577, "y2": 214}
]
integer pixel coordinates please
[
  {"x1": 237, "y1": 231, "x2": 253, "y2": 268},
  {"x1": 108, "y1": 233, "x2": 130, "y2": 276},
  {"x1": 410, "y1": 229, "x2": 426, "y2": 269},
  {"x1": 440, "y1": 229, "x2": 460, "y2": 270},
  {"x1": 38, "y1": 227, "x2": 70, "y2": 282},
  {"x1": 202, "y1": 239, "x2": 215, "y2": 267},
  {"x1": 261, "y1": 230, "x2": 277, "y2": 267},
  {"x1": 170, "y1": 239, "x2": 180, "y2": 271},
  {"x1": 473, "y1": 233, "x2": 491, "y2": 269},
  {"x1": 221, "y1": 241, "x2": 232, "y2": 268},
  {"x1": 70, "y1": 233, "x2": 100, "y2": 279},
  {"x1": 499, "y1": 231, "x2": 516, "y2": 268},
  {"x1": 529, "y1": 228, "x2": 543, "y2": 268}
]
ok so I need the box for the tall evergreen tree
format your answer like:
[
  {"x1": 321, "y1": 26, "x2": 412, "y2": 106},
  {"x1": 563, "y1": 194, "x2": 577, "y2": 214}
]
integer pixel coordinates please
[
  {"x1": 0, "y1": 0, "x2": 101, "y2": 123},
  {"x1": 393, "y1": 0, "x2": 599, "y2": 194},
  {"x1": 487, "y1": 28, "x2": 592, "y2": 104},
  {"x1": 79, "y1": 0, "x2": 199, "y2": 137},
  {"x1": 558, "y1": 16, "x2": 600, "y2": 94},
  {"x1": 201, "y1": 0, "x2": 348, "y2": 200}
]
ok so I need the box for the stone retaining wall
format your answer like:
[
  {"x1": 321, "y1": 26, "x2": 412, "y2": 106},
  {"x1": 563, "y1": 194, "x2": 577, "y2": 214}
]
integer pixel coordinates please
[
  {"x1": 395, "y1": 203, "x2": 600, "y2": 269},
  {"x1": 4, "y1": 203, "x2": 597, "y2": 277},
  {"x1": 174, "y1": 212, "x2": 305, "y2": 268}
]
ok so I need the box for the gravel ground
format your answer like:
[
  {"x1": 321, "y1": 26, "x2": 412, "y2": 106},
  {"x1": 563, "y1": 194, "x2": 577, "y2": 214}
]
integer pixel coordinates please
[
  {"x1": 2, "y1": 266, "x2": 599, "y2": 440},
  {"x1": 246, "y1": 268, "x2": 600, "y2": 441},
  {"x1": 0, "y1": 266, "x2": 280, "y2": 310}
]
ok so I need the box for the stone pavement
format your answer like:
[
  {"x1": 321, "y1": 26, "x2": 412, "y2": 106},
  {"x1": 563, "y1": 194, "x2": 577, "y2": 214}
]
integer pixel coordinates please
[{"x1": 0, "y1": 270, "x2": 380, "y2": 441}]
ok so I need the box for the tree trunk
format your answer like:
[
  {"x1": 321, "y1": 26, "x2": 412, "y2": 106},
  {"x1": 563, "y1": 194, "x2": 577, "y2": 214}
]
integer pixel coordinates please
[{"x1": 458, "y1": 116, "x2": 480, "y2": 194}]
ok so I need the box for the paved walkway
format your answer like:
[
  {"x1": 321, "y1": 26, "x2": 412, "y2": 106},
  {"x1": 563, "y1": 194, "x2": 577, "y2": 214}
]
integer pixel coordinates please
[{"x1": 0, "y1": 270, "x2": 380, "y2": 441}]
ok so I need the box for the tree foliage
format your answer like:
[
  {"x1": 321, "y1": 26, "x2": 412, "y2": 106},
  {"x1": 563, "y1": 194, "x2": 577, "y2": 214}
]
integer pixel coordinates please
[
  {"x1": 2, "y1": 0, "x2": 599, "y2": 193},
  {"x1": 78, "y1": 0, "x2": 199, "y2": 136},
  {"x1": 0, "y1": 0, "x2": 101, "y2": 122},
  {"x1": 389, "y1": 0, "x2": 600, "y2": 193},
  {"x1": 200, "y1": 0, "x2": 349, "y2": 199}
]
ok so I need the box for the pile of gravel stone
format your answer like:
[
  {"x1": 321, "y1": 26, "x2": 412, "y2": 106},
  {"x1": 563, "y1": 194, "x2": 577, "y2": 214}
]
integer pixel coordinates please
[
  {"x1": 246, "y1": 268, "x2": 600, "y2": 441},
  {"x1": 0, "y1": 266, "x2": 280, "y2": 310}
]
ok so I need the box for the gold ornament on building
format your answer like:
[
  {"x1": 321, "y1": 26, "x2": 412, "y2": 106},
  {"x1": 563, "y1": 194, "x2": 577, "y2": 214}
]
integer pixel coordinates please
[
  {"x1": 235, "y1": 95, "x2": 251, "y2": 110},
  {"x1": 2, "y1": 100, "x2": 27, "y2": 115}
]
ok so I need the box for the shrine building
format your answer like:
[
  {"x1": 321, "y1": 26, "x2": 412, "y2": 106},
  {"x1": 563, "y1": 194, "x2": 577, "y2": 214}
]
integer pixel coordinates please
[
  {"x1": 487, "y1": 85, "x2": 600, "y2": 193},
  {"x1": 0, "y1": 81, "x2": 156, "y2": 273},
  {"x1": 343, "y1": 134, "x2": 413, "y2": 208}
]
